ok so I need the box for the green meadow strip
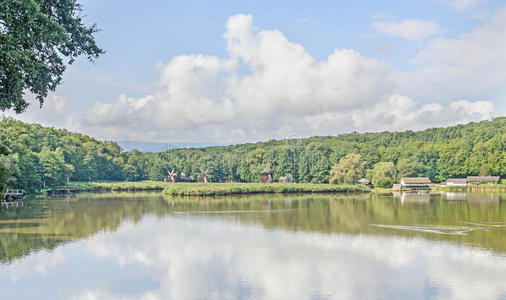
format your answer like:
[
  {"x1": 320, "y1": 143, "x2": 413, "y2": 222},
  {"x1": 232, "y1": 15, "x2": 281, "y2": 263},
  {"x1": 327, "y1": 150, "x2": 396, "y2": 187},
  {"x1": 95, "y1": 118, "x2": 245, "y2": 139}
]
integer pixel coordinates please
[
  {"x1": 70, "y1": 181, "x2": 169, "y2": 192},
  {"x1": 163, "y1": 182, "x2": 370, "y2": 196}
]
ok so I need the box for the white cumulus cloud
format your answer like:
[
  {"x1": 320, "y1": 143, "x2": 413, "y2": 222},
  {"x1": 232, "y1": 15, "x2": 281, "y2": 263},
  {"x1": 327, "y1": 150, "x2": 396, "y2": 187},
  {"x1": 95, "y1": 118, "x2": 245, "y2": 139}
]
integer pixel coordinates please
[
  {"x1": 399, "y1": 6, "x2": 506, "y2": 103},
  {"x1": 73, "y1": 14, "x2": 397, "y2": 141},
  {"x1": 7, "y1": 14, "x2": 498, "y2": 143},
  {"x1": 61, "y1": 14, "x2": 492, "y2": 143},
  {"x1": 373, "y1": 19, "x2": 441, "y2": 40},
  {"x1": 303, "y1": 95, "x2": 494, "y2": 134},
  {"x1": 4, "y1": 93, "x2": 68, "y2": 127},
  {"x1": 72, "y1": 216, "x2": 506, "y2": 299},
  {"x1": 437, "y1": 0, "x2": 486, "y2": 9}
]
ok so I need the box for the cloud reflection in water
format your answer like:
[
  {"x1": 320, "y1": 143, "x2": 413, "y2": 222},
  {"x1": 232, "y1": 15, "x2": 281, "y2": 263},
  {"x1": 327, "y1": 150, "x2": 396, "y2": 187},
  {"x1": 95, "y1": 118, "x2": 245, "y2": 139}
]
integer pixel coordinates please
[{"x1": 1, "y1": 214, "x2": 506, "y2": 300}]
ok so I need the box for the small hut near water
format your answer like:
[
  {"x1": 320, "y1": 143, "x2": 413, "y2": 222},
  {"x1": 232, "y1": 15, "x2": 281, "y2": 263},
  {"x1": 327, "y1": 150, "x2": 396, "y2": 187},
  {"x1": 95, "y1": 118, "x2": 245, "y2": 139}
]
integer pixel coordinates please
[
  {"x1": 358, "y1": 178, "x2": 373, "y2": 188},
  {"x1": 358, "y1": 178, "x2": 370, "y2": 185},
  {"x1": 279, "y1": 173, "x2": 293, "y2": 183}
]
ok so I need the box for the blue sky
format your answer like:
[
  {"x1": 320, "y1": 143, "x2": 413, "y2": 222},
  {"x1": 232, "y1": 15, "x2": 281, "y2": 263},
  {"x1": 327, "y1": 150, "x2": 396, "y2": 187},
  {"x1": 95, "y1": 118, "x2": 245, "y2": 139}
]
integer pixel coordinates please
[
  {"x1": 69, "y1": 0, "x2": 484, "y2": 102},
  {"x1": 11, "y1": 0, "x2": 506, "y2": 143}
]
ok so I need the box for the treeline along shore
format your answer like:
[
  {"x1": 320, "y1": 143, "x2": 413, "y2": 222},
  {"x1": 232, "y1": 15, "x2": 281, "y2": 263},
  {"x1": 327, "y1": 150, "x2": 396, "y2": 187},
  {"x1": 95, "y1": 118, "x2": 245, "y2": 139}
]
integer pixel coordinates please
[{"x1": 0, "y1": 117, "x2": 504, "y2": 192}]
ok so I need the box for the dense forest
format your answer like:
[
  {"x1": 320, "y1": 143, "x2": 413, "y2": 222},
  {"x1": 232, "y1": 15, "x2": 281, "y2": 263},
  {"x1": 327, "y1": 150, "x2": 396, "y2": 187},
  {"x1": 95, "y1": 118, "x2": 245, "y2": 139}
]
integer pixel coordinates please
[{"x1": 0, "y1": 117, "x2": 504, "y2": 191}]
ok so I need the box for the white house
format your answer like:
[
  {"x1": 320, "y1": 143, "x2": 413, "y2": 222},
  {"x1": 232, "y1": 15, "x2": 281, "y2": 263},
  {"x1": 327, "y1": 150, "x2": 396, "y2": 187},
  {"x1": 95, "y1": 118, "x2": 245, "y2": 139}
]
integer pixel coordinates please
[{"x1": 445, "y1": 178, "x2": 467, "y2": 186}]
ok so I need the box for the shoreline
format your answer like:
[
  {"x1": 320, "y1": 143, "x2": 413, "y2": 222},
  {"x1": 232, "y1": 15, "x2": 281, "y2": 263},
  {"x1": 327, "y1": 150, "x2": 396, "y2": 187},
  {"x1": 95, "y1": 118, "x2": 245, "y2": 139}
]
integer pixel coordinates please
[
  {"x1": 21, "y1": 181, "x2": 370, "y2": 197},
  {"x1": 163, "y1": 182, "x2": 370, "y2": 196},
  {"x1": 435, "y1": 185, "x2": 506, "y2": 193}
]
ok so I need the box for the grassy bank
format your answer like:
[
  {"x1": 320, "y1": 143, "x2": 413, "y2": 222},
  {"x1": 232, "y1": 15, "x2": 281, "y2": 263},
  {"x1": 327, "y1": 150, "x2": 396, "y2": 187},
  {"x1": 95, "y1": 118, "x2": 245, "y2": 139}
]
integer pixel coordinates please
[
  {"x1": 371, "y1": 188, "x2": 395, "y2": 194},
  {"x1": 436, "y1": 184, "x2": 506, "y2": 193},
  {"x1": 70, "y1": 181, "x2": 170, "y2": 192},
  {"x1": 163, "y1": 182, "x2": 370, "y2": 196}
]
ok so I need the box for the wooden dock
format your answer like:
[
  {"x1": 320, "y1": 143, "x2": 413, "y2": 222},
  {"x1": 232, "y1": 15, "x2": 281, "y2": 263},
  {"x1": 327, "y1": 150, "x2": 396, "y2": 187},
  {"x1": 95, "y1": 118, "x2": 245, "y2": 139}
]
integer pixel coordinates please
[
  {"x1": 3, "y1": 189, "x2": 24, "y2": 201},
  {"x1": 1, "y1": 200, "x2": 24, "y2": 208}
]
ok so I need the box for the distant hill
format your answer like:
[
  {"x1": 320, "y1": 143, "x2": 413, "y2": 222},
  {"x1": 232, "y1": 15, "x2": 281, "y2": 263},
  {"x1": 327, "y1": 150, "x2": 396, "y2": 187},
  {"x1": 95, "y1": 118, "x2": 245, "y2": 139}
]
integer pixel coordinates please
[
  {"x1": 0, "y1": 117, "x2": 504, "y2": 191},
  {"x1": 142, "y1": 117, "x2": 505, "y2": 184},
  {"x1": 117, "y1": 141, "x2": 221, "y2": 152}
]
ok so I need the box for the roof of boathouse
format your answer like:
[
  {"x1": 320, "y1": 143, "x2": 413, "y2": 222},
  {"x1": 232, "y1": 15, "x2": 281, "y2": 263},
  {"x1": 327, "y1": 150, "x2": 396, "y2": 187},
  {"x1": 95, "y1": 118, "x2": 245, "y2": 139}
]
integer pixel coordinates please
[
  {"x1": 400, "y1": 177, "x2": 431, "y2": 184},
  {"x1": 466, "y1": 176, "x2": 500, "y2": 182}
]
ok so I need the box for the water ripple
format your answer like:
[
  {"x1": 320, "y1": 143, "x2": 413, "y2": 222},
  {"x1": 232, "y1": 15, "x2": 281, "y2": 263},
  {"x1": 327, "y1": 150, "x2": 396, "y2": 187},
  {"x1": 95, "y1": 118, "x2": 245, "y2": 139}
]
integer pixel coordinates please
[
  {"x1": 369, "y1": 224, "x2": 488, "y2": 235},
  {"x1": 464, "y1": 222, "x2": 506, "y2": 228}
]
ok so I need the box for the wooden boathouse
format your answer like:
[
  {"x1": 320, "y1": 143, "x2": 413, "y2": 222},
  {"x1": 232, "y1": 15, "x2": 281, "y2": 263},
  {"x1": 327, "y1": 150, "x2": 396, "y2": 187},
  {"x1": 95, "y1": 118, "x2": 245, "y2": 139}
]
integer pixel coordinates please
[{"x1": 399, "y1": 177, "x2": 431, "y2": 190}]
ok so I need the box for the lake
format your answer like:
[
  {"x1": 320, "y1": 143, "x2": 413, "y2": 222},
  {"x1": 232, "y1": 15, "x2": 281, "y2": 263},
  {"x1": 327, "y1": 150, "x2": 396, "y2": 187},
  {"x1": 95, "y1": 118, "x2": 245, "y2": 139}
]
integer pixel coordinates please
[{"x1": 1, "y1": 191, "x2": 506, "y2": 299}]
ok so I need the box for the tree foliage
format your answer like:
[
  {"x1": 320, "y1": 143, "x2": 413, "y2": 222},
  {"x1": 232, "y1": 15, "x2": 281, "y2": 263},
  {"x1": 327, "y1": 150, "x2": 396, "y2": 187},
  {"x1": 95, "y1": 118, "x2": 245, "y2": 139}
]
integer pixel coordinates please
[
  {"x1": 329, "y1": 153, "x2": 365, "y2": 184},
  {"x1": 0, "y1": 0, "x2": 103, "y2": 112},
  {"x1": 371, "y1": 162, "x2": 396, "y2": 188},
  {"x1": 0, "y1": 118, "x2": 123, "y2": 191}
]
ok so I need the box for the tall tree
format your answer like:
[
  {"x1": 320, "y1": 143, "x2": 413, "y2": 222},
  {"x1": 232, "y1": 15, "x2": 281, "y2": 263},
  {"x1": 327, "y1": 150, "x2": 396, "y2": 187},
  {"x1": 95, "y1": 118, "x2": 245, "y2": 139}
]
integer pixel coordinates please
[
  {"x1": 0, "y1": 144, "x2": 14, "y2": 192},
  {"x1": 371, "y1": 162, "x2": 396, "y2": 188},
  {"x1": 396, "y1": 158, "x2": 424, "y2": 181},
  {"x1": 329, "y1": 153, "x2": 365, "y2": 184},
  {"x1": 37, "y1": 146, "x2": 68, "y2": 187},
  {"x1": 0, "y1": 0, "x2": 104, "y2": 112}
]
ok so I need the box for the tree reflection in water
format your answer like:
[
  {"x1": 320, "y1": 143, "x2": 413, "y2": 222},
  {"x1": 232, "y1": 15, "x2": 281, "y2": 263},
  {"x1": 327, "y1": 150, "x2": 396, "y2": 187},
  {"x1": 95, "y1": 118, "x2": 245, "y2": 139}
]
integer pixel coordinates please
[
  {"x1": 0, "y1": 192, "x2": 505, "y2": 299},
  {"x1": 1, "y1": 191, "x2": 505, "y2": 263}
]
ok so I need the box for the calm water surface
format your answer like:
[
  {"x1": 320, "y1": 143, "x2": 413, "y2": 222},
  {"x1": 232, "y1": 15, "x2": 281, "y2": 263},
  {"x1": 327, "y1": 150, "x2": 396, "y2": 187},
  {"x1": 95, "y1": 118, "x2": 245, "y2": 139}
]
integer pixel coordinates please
[{"x1": 1, "y1": 192, "x2": 506, "y2": 300}]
